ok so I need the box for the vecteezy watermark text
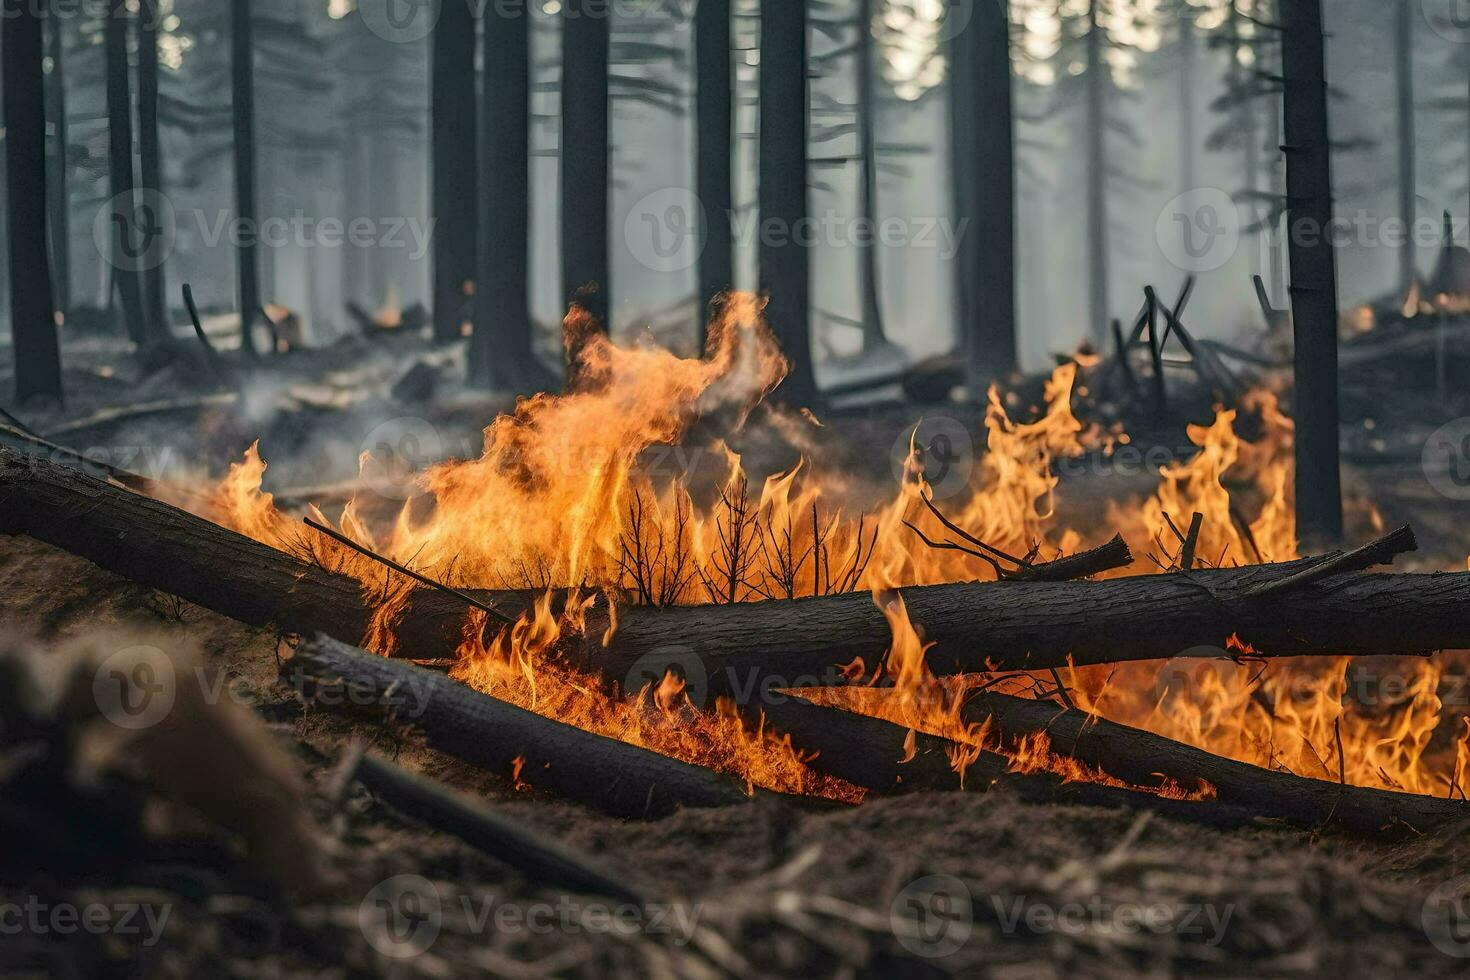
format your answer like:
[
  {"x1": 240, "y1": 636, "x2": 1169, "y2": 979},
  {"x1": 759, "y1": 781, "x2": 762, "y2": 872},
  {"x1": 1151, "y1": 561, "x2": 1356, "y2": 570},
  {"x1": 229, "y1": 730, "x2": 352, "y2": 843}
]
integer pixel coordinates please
[
  {"x1": 0, "y1": 897, "x2": 172, "y2": 948},
  {"x1": 94, "y1": 190, "x2": 435, "y2": 273}
]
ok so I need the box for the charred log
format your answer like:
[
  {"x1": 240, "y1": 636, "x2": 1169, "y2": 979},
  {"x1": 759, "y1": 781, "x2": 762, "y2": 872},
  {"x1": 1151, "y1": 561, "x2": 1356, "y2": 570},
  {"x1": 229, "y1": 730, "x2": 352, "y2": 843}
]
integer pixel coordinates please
[
  {"x1": 956, "y1": 690, "x2": 1469, "y2": 836},
  {"x1": 287, "y1": 635, "x2": 751, "y2": 820}
]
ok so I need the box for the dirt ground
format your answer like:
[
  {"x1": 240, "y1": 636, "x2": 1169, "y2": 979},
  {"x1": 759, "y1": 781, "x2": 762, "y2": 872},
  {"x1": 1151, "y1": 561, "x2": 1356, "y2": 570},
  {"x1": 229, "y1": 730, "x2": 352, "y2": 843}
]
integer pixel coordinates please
[{"x1": 4, "y1": 337, "x2": 1470, "y2": 977}]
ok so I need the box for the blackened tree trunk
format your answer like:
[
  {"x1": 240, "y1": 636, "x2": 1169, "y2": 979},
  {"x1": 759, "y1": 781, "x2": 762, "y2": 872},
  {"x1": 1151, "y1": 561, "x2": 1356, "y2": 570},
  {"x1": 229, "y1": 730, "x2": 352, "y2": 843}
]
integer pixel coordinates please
[
  {"x1": 1395, "y1": 1, "x2": 1416, "y2": 293},
  {"x1": 1281, "y1": 0, "x2": 1343, "y2": 546},
  {"x1": 950, "y1": 0, "x2": 1016, "y2": 391},
  {"x1": 695, "y1": 0, "x2": 734, "y2": 347},
  {"x1": 105, "y1": 0, "x2": 148, "y2": 347},
  {"x1": 855, "y1": 0, "x2": 888, "y2": 353},
  {"x1": 432, "y1": 0, "x2": 478, "y2": 344},
  {"x1": 759, "y1": 0, "x2": 818, "y2": 406},
  {"x1": 138, "y1": 0, "x2": 168, "y2": 336},
  {"x1": 45, "y1": 12, "x2": 70, "y2": 315},
  {"x1": 232, "y1": 0, "x2": 261, "y2": 357},
  {"x1": 475, "y1": 0, "x2": 547, "y2": 393},
  {"x1": 4, "y1": 1, "x2": 63, "y2": 403},
  {"x1": 1084, "y1": 0, "x2": 1109, "y2": 347},
  {"x1": 560, "y1": 2, "x2": 611, "y2": 330}
]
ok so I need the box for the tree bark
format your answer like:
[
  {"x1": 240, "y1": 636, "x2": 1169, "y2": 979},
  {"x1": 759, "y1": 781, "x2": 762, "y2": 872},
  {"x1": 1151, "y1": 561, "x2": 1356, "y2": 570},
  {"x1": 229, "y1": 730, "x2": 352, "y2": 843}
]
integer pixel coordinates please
[
  {"x1": 1280, "y1": 0, "x2": 1343, "y2": 546},
  {"x1": 4, "y1": 1, "x2": 63, "y2": 404},
  {"x1": 560, "y1": 1, "x2": 611, "y2": 331},
  {"x1": 695, "y1": 0, "x2": 734, "y2": 348},
  {"x1": 474, "y1": 0, "x2": 547, "y2": 393},
  {"x1": 232, "y1": 0, "x2": 261, "y2": 357},
  {"x1": 951, "y1": 0, "x2": 1016, "y2": 391},
  {"x1": 138, "y1": 0, "x2": 169, "y2": 337},
  {"x1": 432, "y1": 0, "x2": 478, "y2": 344},
  {"x1": 4, "y1": 451, "x2": 1464, "y2": 709},
  {"x1": 759, "y1": 0, "x2": 818, "y2": 406},
  {"x1": 288, "y1": 635, "x2": 751, "y2": 819},
  {"x1": 105, "y1": 0, "x2": 149, "y2": 348}
]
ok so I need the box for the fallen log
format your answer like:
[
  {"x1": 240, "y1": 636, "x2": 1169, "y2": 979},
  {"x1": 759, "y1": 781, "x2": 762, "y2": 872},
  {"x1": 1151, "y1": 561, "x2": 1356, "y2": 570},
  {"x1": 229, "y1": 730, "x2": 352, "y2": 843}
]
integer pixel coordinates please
[
  {"x1": 2, "y1": 450, "x2": 1466, "y2": 707},
  {"x1": 761, "y1": 695, "x2": 1261, "y2": 829},
  {"x1": 286, "y1": 634, "x2": 752, "y2": 819},
  {"x1": 955, "y1": 690, "x2": 1470, "y2": 836},
  {"x1": 346, "y1": 750, "x2": 646, "y2": 903}
]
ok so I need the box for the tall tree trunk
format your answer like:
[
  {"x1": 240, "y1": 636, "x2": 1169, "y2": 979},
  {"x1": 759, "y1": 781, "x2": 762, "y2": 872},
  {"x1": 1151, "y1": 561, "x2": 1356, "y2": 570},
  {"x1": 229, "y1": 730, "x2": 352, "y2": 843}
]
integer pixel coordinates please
[
  {"x1": 1084, "y1": 0, "x2": 1108, "y2": 347},
  {"x1": 1266, "y1": 64, "x2": 1287, "y2": 302},
  {"x1": 560, "y1": 2, "x2": 611, "y2": 333},
  {"x1": 474, "y1": 0, "x2": 546, "y2": 393},
  {"x1": 1178, "y1": 8, "x2": 1195, "y2": 193},
  {"x1": 432, "y1": 0, "x2": 478, "y2": 344},
  {"x1": 45, "y1": 12, "x2": 70, "y2": 315},
  {"x1": 105, "y1": 0, "x2": 148, "y2": 347},
  {"x1": 759, "y1": 0, "x2": 818, "y2": 406},
  {"x1": 4, "y1": 0, "x2": 63, "y2": 403},
  {"x1": 138, "y1": 0, "x2": 167, "y2": 337},
  {"x1": 1229, "y1": 3, "x2": 1261, "y2": 278},
  {"x1": 232, "y1": 0, "x2": 261, "y2": 357},
  {"x1": 1395, "y1": 0, "x2": 1416, "y2": 293},
  {"x1": 951, "y1": 0, "x2": 1016, "y2": 390},
  {"x1": 695, "y1": 0, "x2": 734, "y2": 347},
  {"x1": 1281, "y1": 0, "x2": 1343, "y2": 546},
  {"x1": 855, "y1": 0, "x2": 888, "y2": 353}
]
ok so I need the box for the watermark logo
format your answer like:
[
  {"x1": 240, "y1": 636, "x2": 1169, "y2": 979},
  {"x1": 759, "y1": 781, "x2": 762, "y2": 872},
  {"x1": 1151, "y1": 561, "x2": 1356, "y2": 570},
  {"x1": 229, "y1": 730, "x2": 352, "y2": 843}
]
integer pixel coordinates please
[
  {"x1": 359, "y1": 417, "x2": 443, "y2": 500},
  {"x1": 623, "y1": 645, "x2": 709, "y2": 708},
  {"x1": 890, "y1": 874, "x2": 973, "y2": 958},
  {"x1": 624, "y1": 187, "x2": 706, "y2": 273},
  {"x1": 890, "y1": 417, "x2": 975, "y2": 501},
  {"x1": 1423, "y1": 418, "x2": 1470, "y2": 501},
  {"x1": 360, "y1": 0, "x2": 442, "y2": 43},
  {"x1": 1156, "y1": 187, "x2": 1240, "y2": 273},
  {"x1": 1423, "y1": 875, "x2": 1470, "y2": 957},
  {"x1": 93, "y1": 645, "x2": 176, "y2": 731},
  {"x1": 93, "y1": 189, "x2": 177, "y2": 273},
  {"x1": 360, "y1": 875, "x2": 442, "y2": 959},
  {"x1": 1424, "y1": 0, "x2": 1470, "y2": 44}
]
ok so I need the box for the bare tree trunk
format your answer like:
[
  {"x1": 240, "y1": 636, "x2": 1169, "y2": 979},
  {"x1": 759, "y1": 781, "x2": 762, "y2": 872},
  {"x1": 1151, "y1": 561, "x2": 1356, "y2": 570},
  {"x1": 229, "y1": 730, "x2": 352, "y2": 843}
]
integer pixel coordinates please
[
  {"x1": 1085, "y1": 0, "x2": 1109, "y2": 347},
  {"x1": 1178, "y1": 8, "x2": 1195, "y2": 193},
  {"x1": 759, "y1": 0, "x2": 819, "y2": 406},
  {"x1": 232, "y1": 0, "x2": 261, "y2": 357},
  {"x1": 138, "y1": 0, "x2": 168, "y2": 337},
  {"x1": 1396, "y1": 0, "x2": 1417, "y2": 293},
  {"x1": 44, "y1": 11, "x2": 71, "y2": 316},
  {"x1": 474, "y1": 0, "x2": 548, "y2": 394},
  {"x1": 951, "y1": 0, "x2": 1017, "y2": 391},
  {"x1": 1281, "y1": 0, "x2": 1343, "y2": 546},
  {"x1": 432, "y1": 0, "x2": 478, "y2": 344},
  {"x1": 4, "y1": 0, "x2": 63, "y2": 403},
  {"x1": 105, "y1": 0, "x2": 148, "y2": 347},
  {"x1": 855, "y1": 0, "x2": 888, "y2": 353},
  {"x1": 695, "y1": 0, "x2": 734, "y2": 347},
  {"x1": 560, "y1": 2, "x2": 611, "y2": 332}
]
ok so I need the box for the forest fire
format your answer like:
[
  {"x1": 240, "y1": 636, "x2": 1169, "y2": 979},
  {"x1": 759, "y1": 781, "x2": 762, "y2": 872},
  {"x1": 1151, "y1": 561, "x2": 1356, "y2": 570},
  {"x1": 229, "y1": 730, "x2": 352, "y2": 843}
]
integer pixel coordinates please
[{"x1": 193, "y1": 295, "x2": 1470, "y2": 805}]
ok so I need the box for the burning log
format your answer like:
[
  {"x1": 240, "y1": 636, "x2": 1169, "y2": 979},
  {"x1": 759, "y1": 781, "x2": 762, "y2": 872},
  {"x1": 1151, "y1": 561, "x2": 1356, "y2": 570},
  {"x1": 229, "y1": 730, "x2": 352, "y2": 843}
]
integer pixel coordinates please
[
  {"x1": 286, "y1": 634, "x2": 752, "y2": 819},
  {"x1": 956, "y1": 690, "x2": 1469, "y2": 836},
  {"x1": 762, "y1": 695, "x2": 1262, "y2": 829},
  {"x1": 0, "y1": 450, "x2": 1460, "y2": 702}
]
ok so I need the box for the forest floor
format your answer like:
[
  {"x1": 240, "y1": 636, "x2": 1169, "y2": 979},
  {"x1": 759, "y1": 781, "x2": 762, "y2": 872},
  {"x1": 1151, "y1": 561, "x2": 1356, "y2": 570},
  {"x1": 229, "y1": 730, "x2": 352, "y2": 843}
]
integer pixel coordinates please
[{"x1": 3, "y1": 332, "x2": 1470, "y2": 976}]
